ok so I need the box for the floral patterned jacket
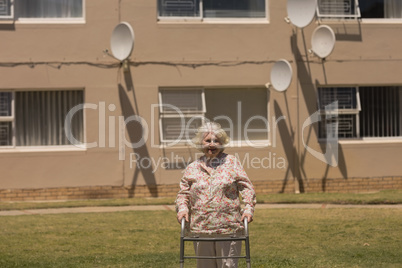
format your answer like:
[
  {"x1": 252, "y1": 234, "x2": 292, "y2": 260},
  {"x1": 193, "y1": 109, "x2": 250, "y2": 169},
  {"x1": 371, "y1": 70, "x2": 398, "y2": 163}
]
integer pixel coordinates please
[{"x1": 175, "y1": 153, "x2": 256, "y2": 235}]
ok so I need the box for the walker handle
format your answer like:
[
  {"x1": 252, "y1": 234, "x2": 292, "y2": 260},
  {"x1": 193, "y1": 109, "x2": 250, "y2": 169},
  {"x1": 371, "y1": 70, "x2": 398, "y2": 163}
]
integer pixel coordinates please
[
  {"x1": 244, "y1": 217, "x2": 249, "y2": 237},
  {"x1": 181, "y1": 217, "x2": 186, "y2": 237}
]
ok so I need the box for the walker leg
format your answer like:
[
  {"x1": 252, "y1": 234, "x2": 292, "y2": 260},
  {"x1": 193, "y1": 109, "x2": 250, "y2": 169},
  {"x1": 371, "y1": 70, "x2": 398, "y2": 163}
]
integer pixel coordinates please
[
  {"x1": 180, "y1": 236, "x2": 185, "y2": 268},
  {"x1": 180, "y1": 218, "x2": 185, "y2": 267},
  {"x1": 245, "y1": 235, "x2": 251, "y2": 268}
]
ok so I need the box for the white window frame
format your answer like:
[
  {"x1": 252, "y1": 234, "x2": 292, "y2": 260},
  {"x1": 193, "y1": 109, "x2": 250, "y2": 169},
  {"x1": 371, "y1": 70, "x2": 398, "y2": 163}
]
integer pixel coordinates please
[
  {"x1": 0, "y1": 89, "x2": 86, "y2": 152},
  {"x1": 0, "y1": 0, "x2": 85, "y2": 24},
  {"x1": 158, "y1": 88, "x2": 206, "y2": 144},
  {"x1": 157, "y1": 0, "x2": 269, "y2": 23}
]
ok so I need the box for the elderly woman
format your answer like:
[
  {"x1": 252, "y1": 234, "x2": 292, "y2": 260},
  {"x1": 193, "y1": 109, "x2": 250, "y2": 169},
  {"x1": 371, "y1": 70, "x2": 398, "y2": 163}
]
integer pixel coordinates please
[{"x1": 176, "y1": 122, "x2": 256, "y2": 268}]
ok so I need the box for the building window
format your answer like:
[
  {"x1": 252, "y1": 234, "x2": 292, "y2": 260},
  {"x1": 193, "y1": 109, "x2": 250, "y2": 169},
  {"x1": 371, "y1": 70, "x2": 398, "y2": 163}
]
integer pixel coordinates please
[
  {"x1": 159, "y1": 89, "x2": 205, "y2": 143},
  {"x1": 317, "y1": 0, "x2": 402, "y2": 19},
  {"x1": 0, "y1": 0, "x2": 84, "y2": 20},
  {"x1": 318, "y1": 86, "x2": 402, "y2": 139},
  {"x1": 0, "y1": 90, "x2": 84, "y2": 147},
  {"x1": 157, "y1": 0, "x2": 266, "y2": 19},
  {"x1": 159, "y1": 87, "x2": 268, "y2": 145},
  {"x1": 360, "y1": 0, "x2": 402, "y2": 19}
]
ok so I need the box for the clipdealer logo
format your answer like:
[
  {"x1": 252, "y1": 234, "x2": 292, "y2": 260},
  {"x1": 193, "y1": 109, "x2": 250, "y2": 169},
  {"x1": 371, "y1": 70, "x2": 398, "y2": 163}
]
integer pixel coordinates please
[
  {"x1": 302, "y1": 101, "x2": 339, "y2": 167},
  {"x1": 64, "y1": 101, "x2": 339, "y2": 170}
]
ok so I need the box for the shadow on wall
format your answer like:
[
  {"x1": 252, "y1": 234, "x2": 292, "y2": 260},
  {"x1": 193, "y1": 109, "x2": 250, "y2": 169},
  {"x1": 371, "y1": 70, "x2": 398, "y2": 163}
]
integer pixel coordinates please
[
  {"x1": 118, "y1": 66, "x2": 158, "y2": 197},
  {"x1": 274, "y1": 100, "x2": 305, "y2": 193},
  {"x1": 287, "y1": 29, "x2": 348, "y2": 192}
]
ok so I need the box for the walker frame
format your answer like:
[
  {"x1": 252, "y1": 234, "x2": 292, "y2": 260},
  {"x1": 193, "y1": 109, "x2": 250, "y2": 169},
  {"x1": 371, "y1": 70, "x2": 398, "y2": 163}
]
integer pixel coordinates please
[{"x1": 179, "y1": 218, "x2": 251, "y2": 268}]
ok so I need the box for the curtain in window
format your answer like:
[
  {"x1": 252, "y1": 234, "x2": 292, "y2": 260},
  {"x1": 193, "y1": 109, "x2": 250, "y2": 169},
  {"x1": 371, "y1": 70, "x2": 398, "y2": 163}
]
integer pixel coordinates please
[
  {"x1": 15, "y1": 91, "x2": 84, "y2": 146},
  {"x1": 359, "y1": 86, "x2": 401, "y2": 137},
  {"x1": 203, "y1": 0, "x2": 265, "y2": 18},
  {"x1": 384, "y1": 0, "x2": 402, "y2": 18},
  {"x1": 17, "y1": 0, "x2": 83, "y2": 18}
]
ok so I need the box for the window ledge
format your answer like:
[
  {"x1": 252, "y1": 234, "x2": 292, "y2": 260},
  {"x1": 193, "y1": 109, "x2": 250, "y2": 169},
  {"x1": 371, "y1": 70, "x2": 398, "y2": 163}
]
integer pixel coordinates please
[
  {"x1": 318, "y1": 18, "x2": 402, "y2": 24},
  {"x1": 0, "y1": 20, "x2": 15, "y2": 24},
  {"x1": 159, "y1": 140, "x2": 271, "y2": 149},
  {"x1": 157, "y1": 18, "x2": 269, "y2": 24},
  {"x1": 337, "y1": 138, "x2": 402, "y2": 145},
  {"x1": 0, "y1": 145, "x2": 87, "y2": 153},
  {"x1": 360, "y1": 18, "x2": 402, "y2": 24},
  {"x1": 15, "y1": 18, "x2": 85, "y2": 24}
]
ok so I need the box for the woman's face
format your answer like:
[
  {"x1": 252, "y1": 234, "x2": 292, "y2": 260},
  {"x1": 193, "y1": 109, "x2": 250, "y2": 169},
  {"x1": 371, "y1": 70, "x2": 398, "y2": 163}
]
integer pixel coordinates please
[{"x1": 202, "y1": 132, "x2": 222, "y2": 159}]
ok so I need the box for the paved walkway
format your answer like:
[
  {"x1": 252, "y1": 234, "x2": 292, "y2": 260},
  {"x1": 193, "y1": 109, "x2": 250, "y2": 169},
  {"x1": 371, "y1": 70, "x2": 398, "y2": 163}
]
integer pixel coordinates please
[{"x1": 1, "y1": 203, "x2": 401, "y2": 216}]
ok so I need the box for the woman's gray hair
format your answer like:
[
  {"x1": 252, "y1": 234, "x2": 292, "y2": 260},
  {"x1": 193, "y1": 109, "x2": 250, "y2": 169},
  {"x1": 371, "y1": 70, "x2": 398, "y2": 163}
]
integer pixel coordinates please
[{"x1": 191, "y1": 122, "x2": 230, "y2": 151}]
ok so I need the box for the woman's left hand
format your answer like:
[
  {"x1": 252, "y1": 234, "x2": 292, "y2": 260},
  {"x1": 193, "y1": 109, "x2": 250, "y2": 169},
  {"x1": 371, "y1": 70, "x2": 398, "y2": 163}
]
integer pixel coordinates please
[{"x1": 241, "y1": 213, "x2": 253, "y2": 223}]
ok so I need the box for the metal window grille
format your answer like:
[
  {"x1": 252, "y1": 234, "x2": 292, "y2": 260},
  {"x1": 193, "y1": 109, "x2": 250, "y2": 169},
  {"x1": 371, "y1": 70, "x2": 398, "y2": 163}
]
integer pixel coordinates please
[
  {"x1": 0, "y1": 0, "x2": 13, "y2": 19},
  {"x1": 317, "y1": 0, "x2": 361, "y2": 19},
  {"x1": 0, "y1": 92, "x2": 13, "y2": 146},
  {"x1": 159, "y1": 0, "x2": 199, "y2": 17},
  {"x1": 318, "y1": 87, "x2": 359, "y2": 139}
]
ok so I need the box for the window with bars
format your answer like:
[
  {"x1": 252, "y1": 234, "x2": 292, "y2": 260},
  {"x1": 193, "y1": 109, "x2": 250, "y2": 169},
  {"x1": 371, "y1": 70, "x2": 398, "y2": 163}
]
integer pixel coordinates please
[
  {"x1": 317, "y1": 0, "x2": 402, "y2": 19},
  {"x1": 159, "y1": 87, "x2": 269, "y2": 144},
  {"x1": 157, "y1": 0, "x2": 266, "y2": 19},
  {"x1": 318, "y1": 86, "x2": 402, "y2": 139},
  {"x1": 0, "y1": 92, "x2": 13, "y2": 146},
  {"x1": 0, "y1": 90, "x2": 84, "y2": 147},
  {"x1": 0, "y1": 0, "x2": 13, "y2": 19}
]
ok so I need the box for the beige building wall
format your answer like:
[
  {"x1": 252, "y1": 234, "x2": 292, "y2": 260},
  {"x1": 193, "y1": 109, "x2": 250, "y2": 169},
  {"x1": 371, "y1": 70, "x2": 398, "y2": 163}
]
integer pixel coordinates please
[{"x1": 1, "y1": 0, "x2": 402, "y2": 199}]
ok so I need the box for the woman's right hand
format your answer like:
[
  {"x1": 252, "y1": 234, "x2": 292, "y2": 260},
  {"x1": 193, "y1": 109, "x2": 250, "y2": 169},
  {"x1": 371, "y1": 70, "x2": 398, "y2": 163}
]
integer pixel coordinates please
[{"x1": 177, "y1": 211, "x2": 189, "y2": 224}]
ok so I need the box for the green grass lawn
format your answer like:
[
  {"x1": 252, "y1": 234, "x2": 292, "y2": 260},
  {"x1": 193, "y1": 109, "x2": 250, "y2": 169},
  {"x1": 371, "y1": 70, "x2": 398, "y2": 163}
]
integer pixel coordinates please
[
  {"x1": 0, "y1": 208, "x2": 401, "y2": 267},
  {"x1": 1, "y1": 190, "x2": 401, "y2": 211}
]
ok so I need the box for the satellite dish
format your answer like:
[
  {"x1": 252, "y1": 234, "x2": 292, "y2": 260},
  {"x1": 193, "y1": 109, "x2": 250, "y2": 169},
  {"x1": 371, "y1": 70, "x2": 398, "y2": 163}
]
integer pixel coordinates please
[
  {"x1": 311, "y1": 25, "x2": 336, "y2": 58},
  {"x1": 287, "y1": 0, "x2": 317, "y2": 28},
  {"x1": 270, "y1": 59, "x2": 293, "y2": 92},
  {"x1": 110, "y1": 22, "x2": 135, "y2": 61}
]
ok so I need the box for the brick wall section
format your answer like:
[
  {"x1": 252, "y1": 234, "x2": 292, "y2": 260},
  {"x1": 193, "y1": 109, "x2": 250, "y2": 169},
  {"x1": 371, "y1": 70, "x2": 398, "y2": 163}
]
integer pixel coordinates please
[
  {"x1": 0, "y1": 176, "x2": 401, "y2": 201},
  {"x1": 305, "y1": 176, "x2": 402, "y2": 193}
]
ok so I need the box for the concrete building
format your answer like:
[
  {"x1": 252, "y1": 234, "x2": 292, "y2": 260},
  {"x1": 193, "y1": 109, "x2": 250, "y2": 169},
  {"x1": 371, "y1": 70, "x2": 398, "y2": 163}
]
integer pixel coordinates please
[{"x1": 1, "y1": 0, "x2": 401, "y2": 201}]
